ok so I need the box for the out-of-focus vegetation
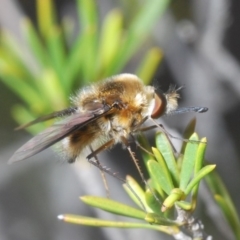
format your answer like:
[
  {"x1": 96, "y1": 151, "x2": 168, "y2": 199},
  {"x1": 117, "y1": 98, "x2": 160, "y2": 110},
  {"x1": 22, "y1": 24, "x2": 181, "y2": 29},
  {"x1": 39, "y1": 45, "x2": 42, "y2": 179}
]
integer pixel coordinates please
[
  {"x1": 59, "y1": 131, "x2": 216, "y2": 239},
  {"x1": 59, "y1": 121, "x2": 240, "y2": 240},
  {"x1": 0, "y1": 0, "x2": 167, "y2": 133},
  {"x1": 1, "y1": 0, "x2": 240, "y2": 239}
]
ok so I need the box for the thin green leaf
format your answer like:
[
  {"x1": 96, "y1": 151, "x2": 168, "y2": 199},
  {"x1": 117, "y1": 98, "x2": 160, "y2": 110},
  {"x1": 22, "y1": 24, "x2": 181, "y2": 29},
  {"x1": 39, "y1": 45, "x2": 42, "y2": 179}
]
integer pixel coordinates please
[
  {"x1": 215, "y1": 195, "x2": 240, "y2": 240},
  {"x1": 0, "y1": 55, "x2": 35, "y2": 89},
  {"x1": 64, "y1": 34, "x2": 86, "y2": 87},
  {"x1": 206, "y1": 172, "x2": 240, "y2": 239},
  {"x1": 58, "y1": 214, "x2": 180, "y2": 234},
  {"x1": 77, "y1": 0, "x2": 98, "y2": 81},
  {"x1": 81, "y1": 196, "x2": 146, "y2": 220},
  {"x1": 36, "y1": 69, "x2": 68, "y2": 109},
  {"x1": 106, "y1": 0, "x2": 170, "y2": 74},
  {"x1": 0, "y1": 74, "x2": 42, "y2": 107},
  {"x1": 136, "y1": 133, "x2": 153, "y2": 167},
  {"x1": 64, "y1": 0, "x2": 99, "y2": 87},
  {"x1": 46, "y1": 26, "x2": 67, "y2": 88},
  {"x1": 149, "y1": 148, "x2": 174, "y2": 194},
  {"x1": 77, "y1": 0, "x2": 96, "y2": 31},
  {"x1": 144, "y1": 213, "x2": 177, "y2": 226},
  {"x1": 37, "y1": 0, "x2": 56, "y2": 39},
  {"x1": 185, "y1": 165, "x2": 216, "y2": 195},
  {"x1": 194, "y1": 138, "x2": 207, "y2": 174},
  {"x1": 191, "y1": 138, "x2": 207, "y2": 206},
  {"x1": 155, "y1": 132, "x2": 179, "y2": 185},
  {"x1": 0, "y1": 31, "x2": 38, "y2": 82},
  {"x1": 145, "y1": 189, "x2": 163, "y2": 215},
  {"x1": 127, "y1": 0, "x2": 169, "y2": 37},
  {"x1": 135, "y1": 135, "x2": 164, "y2": 196},
  {"x1": 136, "y1": 48, "x2": 163, "y2": 85},
  {"x1": 123, "y1": 175, "x2": 152, "y2": 212},
  {"x1": 175, "y1": 201, "x2": 192, "y2": 211},
  {"x1": 79, "y1": 30, "x2": 98, "y2": 81},
  {"x1": 22, "y1": 18, "x2": 50, "y2": 67},
  {"x1": 179, "y1": 133, "x2": 199, "y2": 190},
  {"x1": 98, "y1": 9, "x2": 123, "y2": 75},
  {"x1": 59, "y1": 214, "x2": 143, "y2": 227}
]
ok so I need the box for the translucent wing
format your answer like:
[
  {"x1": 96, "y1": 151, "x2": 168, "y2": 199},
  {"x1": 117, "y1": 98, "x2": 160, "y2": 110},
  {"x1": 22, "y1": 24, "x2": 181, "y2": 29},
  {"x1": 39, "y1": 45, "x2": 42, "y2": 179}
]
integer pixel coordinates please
[
  {"x1": 9, "y1": 106, "x2": 110, "y2": 163},
  {"x1": 15, "y1": 107, "x2": 77, "y2": 130}
]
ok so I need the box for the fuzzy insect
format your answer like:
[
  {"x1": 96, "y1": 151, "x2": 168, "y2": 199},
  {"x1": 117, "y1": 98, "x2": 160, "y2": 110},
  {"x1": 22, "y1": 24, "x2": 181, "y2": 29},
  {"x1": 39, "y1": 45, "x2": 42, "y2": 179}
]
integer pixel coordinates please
[{"x1": 9, "y1": 73, "x2": 208, "y2": 164}]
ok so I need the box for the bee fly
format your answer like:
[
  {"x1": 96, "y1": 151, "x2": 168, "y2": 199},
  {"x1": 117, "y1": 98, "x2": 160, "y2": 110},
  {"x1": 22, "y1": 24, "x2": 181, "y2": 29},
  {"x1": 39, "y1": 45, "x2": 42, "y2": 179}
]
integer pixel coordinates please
[{"x1": 9, "y1": 73, "x2": 208, "y2": 165}]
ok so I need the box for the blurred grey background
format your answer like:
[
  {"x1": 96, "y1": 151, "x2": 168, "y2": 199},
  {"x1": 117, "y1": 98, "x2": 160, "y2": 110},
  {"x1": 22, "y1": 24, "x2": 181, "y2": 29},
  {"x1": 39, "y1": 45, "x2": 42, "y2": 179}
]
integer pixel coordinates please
[{"x1": 0, "y1": 0, "x2": 240, "y2": 239}]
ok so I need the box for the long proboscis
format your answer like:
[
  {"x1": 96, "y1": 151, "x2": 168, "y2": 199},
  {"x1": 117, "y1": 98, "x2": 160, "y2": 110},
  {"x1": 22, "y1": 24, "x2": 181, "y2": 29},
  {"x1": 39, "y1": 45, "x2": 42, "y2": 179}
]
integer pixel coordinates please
[{"x1": 168, "y1": 106, "x2": 208, "y2": 115}]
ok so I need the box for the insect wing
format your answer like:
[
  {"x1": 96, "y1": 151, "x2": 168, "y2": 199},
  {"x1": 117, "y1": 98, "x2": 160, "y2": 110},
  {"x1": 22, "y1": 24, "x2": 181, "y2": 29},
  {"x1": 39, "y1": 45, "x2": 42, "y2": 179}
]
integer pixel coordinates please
[
  {"x1": 9, "y1": 108, "x2": 109, "y2": 163},
  {"x1": 15, "y1": 107, "x2": 77, "y2": 130}
]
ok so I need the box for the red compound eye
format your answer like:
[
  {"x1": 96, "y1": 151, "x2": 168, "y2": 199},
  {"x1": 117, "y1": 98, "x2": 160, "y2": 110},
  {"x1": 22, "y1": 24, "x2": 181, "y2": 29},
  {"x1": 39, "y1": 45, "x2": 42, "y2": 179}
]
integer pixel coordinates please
[{"x1": 151, "y1": 92, "x2": 167, "y2": 119}]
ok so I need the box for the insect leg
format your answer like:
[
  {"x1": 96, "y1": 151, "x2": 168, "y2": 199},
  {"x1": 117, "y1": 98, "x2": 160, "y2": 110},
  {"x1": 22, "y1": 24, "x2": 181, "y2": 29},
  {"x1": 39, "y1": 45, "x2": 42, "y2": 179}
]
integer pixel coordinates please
[
  {"x1": 130, "y1": 133, "x2": 154, "y2": 157},
  {"x1": 86, "y1": 139, "x2": 147, "y2": 211},
  {"x1": 89, "y1": 145, "x2": 110, "y2": 198},
  {"x1": 87, "y1": 139, "x2": 115, "y2": 160},
  {"x1": 121, "y1": 136, "x2": 161, "y2": 205},
  {"x1": 136, "y1": 125, "x2": 157, "y2": 132},
  {"x1": 86, "y1": 139, "x2": 121, "y2": 181},
  {"x1": 150, "y1": 118, "x2": 203, "y2": 144}
]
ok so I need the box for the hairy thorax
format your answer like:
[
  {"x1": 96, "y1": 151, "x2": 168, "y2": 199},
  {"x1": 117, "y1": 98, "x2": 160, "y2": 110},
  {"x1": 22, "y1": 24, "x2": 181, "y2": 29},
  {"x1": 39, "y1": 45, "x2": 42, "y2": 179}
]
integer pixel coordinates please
[{"x1": 64, "y1": 74, "x2": 155, "y2": 161}]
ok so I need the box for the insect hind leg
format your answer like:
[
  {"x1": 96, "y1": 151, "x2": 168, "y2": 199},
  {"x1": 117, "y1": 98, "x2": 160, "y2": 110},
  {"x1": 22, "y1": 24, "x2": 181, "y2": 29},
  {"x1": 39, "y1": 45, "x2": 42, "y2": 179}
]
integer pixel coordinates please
[
  {"x1": 67, "y1": 139, "x2": 115, "y2": 164},
  {"x1": 86, "y1": 139, "x2": 122, "y2": 193},
  {"x1": 86, "y1": 139, "x2": 147, "y2": 211},
  {"x1": 86, "y1": 139, "x2": 115, "y2": 160}
]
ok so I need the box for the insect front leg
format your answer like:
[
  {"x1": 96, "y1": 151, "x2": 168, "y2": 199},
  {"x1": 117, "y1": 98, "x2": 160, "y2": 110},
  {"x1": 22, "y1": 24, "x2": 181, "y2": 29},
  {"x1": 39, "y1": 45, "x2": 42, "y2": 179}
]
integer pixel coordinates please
[{"x1": 121, "y1": 136, "x2": 161, "y2": 205}]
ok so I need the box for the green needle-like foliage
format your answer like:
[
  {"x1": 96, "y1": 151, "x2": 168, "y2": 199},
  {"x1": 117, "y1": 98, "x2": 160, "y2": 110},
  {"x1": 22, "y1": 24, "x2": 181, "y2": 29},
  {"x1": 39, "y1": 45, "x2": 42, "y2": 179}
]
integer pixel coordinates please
[
  {"x1": 0, "y1": 0, "x2": 167, "y2": 133},
  {"x1": 206, "y1": 171, "x2": 240, "y2": 239},
  {"x1": 2, "y1": 1, "x2": 239, "y2": 239},
  {"x1": 59, "y1": 129, "x2": 217, "y2": 239},
  {"x1": 63, "y1": 127, "x2": 238, "y2": 239}
]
